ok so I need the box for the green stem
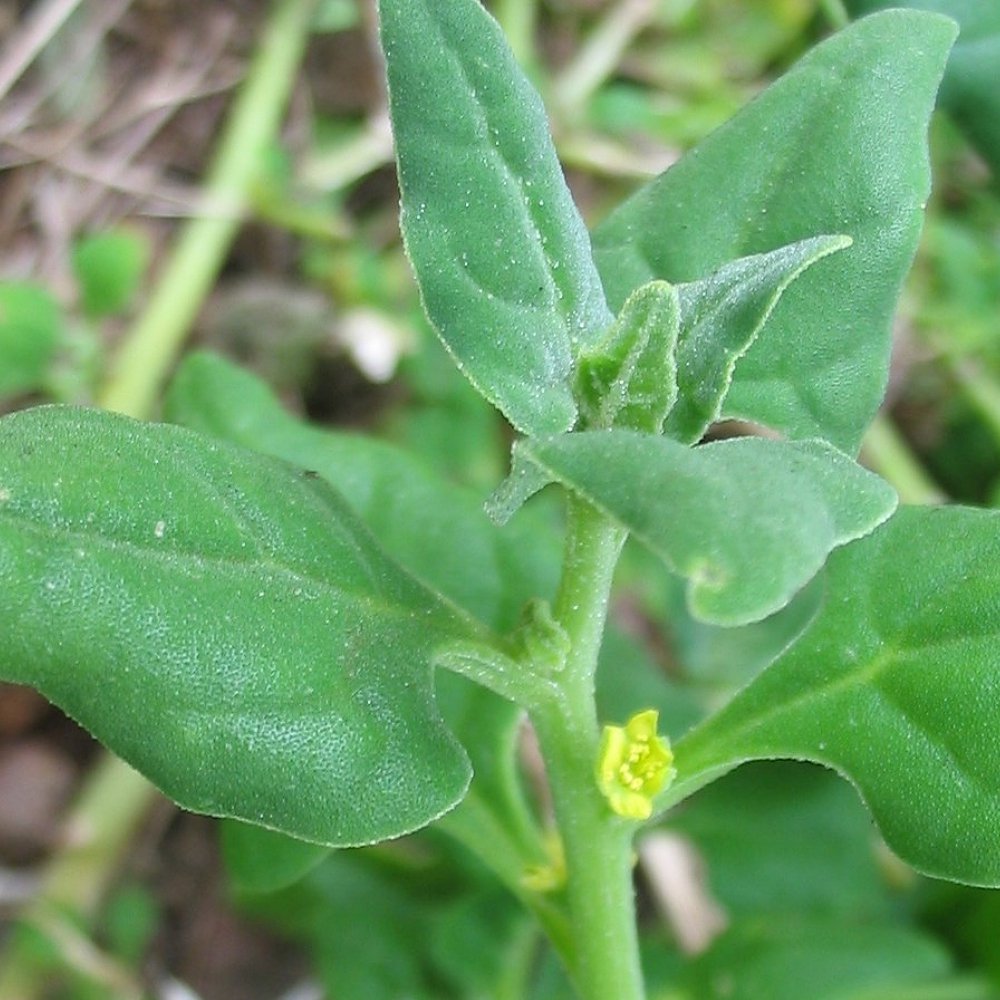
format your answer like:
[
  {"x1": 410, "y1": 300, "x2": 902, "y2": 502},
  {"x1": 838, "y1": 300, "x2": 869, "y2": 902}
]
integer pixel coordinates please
[
  {"x1": 299, "y1": 114, "x2": 393, "y2": 191},
  {"x1": 495, "y1": 921, "x2": 543, "y2": 1000},
  {"x1": 531, "y1": 496, "x2": 644, "y2": 1000},
  {"x1": 98, "y1": 0, "x2": 318, "y2": 417},
  {"x1": 861, "y1": 413, "x2": 944, "y2": 505}
]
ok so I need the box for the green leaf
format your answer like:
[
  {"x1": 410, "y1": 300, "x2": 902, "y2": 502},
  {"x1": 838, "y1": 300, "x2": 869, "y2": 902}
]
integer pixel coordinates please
[
  {"x1": 666, "y1": 236, "x2": 851, "y2": 445},
  {"x1": 222, "y1": 821, "x2": 330, "y2": 894},
  {"x1": 669, "y1": 505, "x2": 1000, "y2": 887},
  {"x1": 485, "y1": 449, "x2": 553, "y2": 527},
  {"x1": 428, "y1": 889, "x2": 533, "y2": 997},
  {"x1": 71, "y1": 229, "x2": 149, "y2": 319},
  {"x1": 102, "y1": 885, "x2": 159, "y2": 966},
  {"x1": 574, "y1": 280, "x2": 678, "y2": 434},
  {"x1": 303, "y1": 853, "x2": 439, "y2": 1000},
  {"x1": 845, "y1": 1, "x2": 1000, "y2": 176},
  {"x1": 679, "y1": 918, "x2": 951, "y2": 1000},
  {"x1": 0, "y1": 282, "x2": 61, "y2": 398},
  {"x1": 669, "y1": 573, "x2": 825, "y2": 700},
  {"x1": 378, "y1": 0, "x2": 612, "y2": 436},
  {"x1": 0, "y1": 406, "x2": 480, "y2": 846},
  {"x1": 251, "y1": 845, "x2": 530, "y2": 1000},
  {"x1": 165, "y1": 352, "x2": 560, "y2": 633},
  {"x1": 592, "y1": 11, "x2": 956, "y2": 452},
  {"x1": 512, "y1": 430, "x2": 896, "y2": 625},
  {"x1": 166, "y1": 352, "x2": 558, "y2": 871},
  {"x1": 667, "y1": 762, "x2": 892, "y2": 920}
]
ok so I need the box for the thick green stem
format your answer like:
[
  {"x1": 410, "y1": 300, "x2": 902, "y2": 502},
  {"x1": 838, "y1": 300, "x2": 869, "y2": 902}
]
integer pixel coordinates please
[
  {"x1": 531, "y1": 496, "x2": 644, "y2": 1000},
  {"x1": 98, "y1": 0, "x2": 318, "y2": 417},
  {"x1": 437, "y1": 800, "x2": 575, "y2": 965}
]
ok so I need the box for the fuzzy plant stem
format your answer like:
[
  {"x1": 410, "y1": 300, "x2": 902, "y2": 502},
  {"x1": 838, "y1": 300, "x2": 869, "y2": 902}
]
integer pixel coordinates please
[
  {"x1": 98, "y1": 0, "x2": 319, "y2": 417},
  {"x1": 530, "y1": 495, "x2": 644, "y2": 1000}
]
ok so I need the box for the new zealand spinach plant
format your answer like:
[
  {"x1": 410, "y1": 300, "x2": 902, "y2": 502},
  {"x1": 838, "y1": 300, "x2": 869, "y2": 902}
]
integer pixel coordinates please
[{"x1": 2, "y1": 1, "x2": 996, "y2": 997}]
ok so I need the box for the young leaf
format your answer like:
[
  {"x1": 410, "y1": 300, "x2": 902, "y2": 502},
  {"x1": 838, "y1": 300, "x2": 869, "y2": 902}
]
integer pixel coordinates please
[
  {"x1": 574, "y1": 280, "x2": 679, "y2": 434},
  {"x1": 222, "y1": 821, "x2": 330, "y2": 894},
  {"x1": 592, "y1": 11, "x2": 956, "y2": 453},
  {"x1": 511, "y1": 430, "x2": 896, "y2": 625},
  {"x1": 668, "y1": 505, "x2": 1000, "y2": 887},
  {"x1": 485, "y1": 449, "x2": 552, "y2": 527},
  {"x1": 378, "y1": 0, "x2": 612, "y2": 436},
  {"x1": 0, "y1": 406, "x2": 483, "y2": 847},
  {"x1": 666, "y1": 236, "x2": 851, "y2": 445}
]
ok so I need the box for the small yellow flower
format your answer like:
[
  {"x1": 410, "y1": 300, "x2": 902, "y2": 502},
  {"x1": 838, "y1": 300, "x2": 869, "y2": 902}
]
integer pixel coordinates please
[{"x1": 596, "y1": 709, "x2": 675, "y2": 820}]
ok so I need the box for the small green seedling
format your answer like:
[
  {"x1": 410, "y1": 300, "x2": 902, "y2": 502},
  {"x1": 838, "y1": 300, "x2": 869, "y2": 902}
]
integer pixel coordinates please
[{"x1": 4, "y1": 3, "x2": 997, "y2": 998}]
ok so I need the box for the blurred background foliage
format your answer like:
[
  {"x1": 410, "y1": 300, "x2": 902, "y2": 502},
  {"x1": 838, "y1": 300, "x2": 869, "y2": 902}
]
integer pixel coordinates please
[{"x1": 0, "y1": 0, "x2": 998, "y2": 997}]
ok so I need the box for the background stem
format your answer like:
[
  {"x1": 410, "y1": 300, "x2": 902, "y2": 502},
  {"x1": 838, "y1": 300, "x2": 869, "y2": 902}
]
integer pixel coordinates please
[
  {"x1": 551, "y1": 0, "x2": 655, "y2": 118},
  {"x1": 946, "y1": 354, "x2": 1000, "y2": 451},
  {"x1": 0, "y1": 758, "x2": 154, "y2": 998},
  {"x1": 98, "y1": 0, "x2": 318, "y2": 417},
  {"x1": 862, "y1": 413, "x2": 945, "y2": 505},
  {"x1": 494, "y1": 0, "x2": 539, "y2": 70},
  {"x1": 820, "y1": 0, "x2": 850, "y2": 31}
]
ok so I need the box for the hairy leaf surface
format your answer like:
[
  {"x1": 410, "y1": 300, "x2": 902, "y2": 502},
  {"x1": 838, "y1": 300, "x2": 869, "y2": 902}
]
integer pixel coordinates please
[
  {"x1": 680, "y1": 918, "x2": 950, "y2": 1000},
  {"x1": 512, "y1": 431, "x2": 896, "y2": 625},
  {"x1": 845, "y1": 1, "x2": 1000, "y2": 175},
  {"x1": 575, "y1": 280, "x2": 679, "y2": 434},
  {"x1": 593, "y1": 11, "x2": 955, "y2": 452},
  {"x1": 167, "y1": 353, "x2": 559, "y2": 882},
  {"x1": 668, "y1": 505, "x2": 1000, "y2": 886},
  {"x1": 0, "y1": 406, "x2": 481, "y2": 846},
  {"x1": 666, "y1": 236, "x2": 850, "y2": 444},
  {"x1": 379, "y1": 0, "x2": 611, "y2": 436}
]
